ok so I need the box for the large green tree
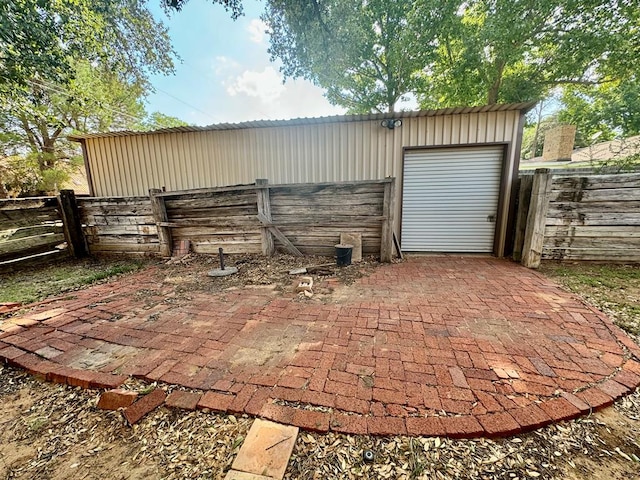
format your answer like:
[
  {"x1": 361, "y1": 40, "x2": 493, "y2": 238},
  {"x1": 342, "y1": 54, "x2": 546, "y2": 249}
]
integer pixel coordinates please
[
  {"x1": 0, "y1": 0, "x2": 184, "y2": 196},
  {"x1": 0, "y1": 0, "x2": 176, "y2": 94},
  {"x1": 260, "y1": 0, "x2": 639, "y2": 112},
  {"x1": 264, "y1": 0, "x2": 445, "y2": 113},
  {"x1": 557, "y1": 77, "x2": 640, "y2": 147},
  {"x1": 420, "y1": 0, "x2": 640, "y2": 108}
]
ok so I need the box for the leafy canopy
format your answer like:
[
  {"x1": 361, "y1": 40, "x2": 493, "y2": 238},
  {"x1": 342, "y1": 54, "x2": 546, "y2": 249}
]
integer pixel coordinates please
[
  {"x1": 0, "y1": 0, "x2": 177, "y2": 94},
  {"x1": 261, "y1": 0, "x2": 639, "y2": 112},
  {"x1": 265, "y1": 0, "x2": 448, "y2": 113},
  {"x1": 0, "y1": 0, "x2": 188, "y2": 196}
]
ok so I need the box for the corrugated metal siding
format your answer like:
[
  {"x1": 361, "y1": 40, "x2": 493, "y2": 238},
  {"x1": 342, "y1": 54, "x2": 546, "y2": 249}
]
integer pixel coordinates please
[
  {"x1": 84, "y1": 109, "x2": 521, "y2": 256},
  {"x1": 401, "y1": 146, "x2": 504, "y2": 252}
]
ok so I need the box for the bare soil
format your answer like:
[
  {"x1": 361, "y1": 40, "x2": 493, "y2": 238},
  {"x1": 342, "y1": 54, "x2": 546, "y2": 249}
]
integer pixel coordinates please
[{"x1": 161, "y1": 252, "x2": 382, "y2": 299}]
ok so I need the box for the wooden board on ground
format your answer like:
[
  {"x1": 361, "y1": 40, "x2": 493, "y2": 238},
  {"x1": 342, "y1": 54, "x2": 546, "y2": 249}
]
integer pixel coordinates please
[{"x1": 231, "y1": 419, "x2": 298, "y2": 480}]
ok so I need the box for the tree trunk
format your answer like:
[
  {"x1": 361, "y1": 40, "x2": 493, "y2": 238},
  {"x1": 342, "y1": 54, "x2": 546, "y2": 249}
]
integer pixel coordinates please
[
  {"x1": 0, "y1": 181, "x2": 8, "y2": 199},
  {"x1": 530, "y1": 102, "x2": 544, "y2": 159},
  {"x1": 487, "y1": 60, "x2": 506, "y2": 105}
]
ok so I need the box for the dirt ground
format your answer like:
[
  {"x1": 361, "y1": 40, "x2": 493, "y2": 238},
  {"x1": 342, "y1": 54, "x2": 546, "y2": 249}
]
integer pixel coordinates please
[
  {"x1": 161, "y1": 252, "x2": 382, "y2": 298},
  {"x1": 1, "y1": 255, "x2": 640, "y2": 479}
]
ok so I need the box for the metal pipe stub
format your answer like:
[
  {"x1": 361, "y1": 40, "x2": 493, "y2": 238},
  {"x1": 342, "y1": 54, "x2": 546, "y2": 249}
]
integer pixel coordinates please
[{"x1": 207, "y1": 247, "x2": 238, "y2": 277}]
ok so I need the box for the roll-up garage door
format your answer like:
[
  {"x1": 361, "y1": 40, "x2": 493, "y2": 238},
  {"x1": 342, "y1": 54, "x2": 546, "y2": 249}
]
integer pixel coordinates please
[{"x1": 401, "y1": 146, "x2": 504, "y2": 252}]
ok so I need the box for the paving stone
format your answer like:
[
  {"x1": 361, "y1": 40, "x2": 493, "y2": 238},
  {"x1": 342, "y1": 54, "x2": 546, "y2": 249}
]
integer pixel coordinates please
[
  {"x1": 166, "y1": 390, "x2": 202, "y2": 410},
  {"x1": 198, "y1": 391, "x2": 235, "y2": 412},
  {"x1": 477, "y1": 412, "x2": 521, "y2": 437},
  {"x1": 90, "y1": 372, "x2": 128, "y2": 389},
  {"x1": 124, "y1": 388, "x2": 167, "y2": 425},
  {"x1": 292, "y1": 409, "x2": 330, "y2": 433},
  {"x1": 97, "y1": 389, "x2": 138, "y2": 410},
  {"x1": 232, "y1": 419, "x2": 298, "y2": 480},
  {"x1": 539, "y1": 397, "x2": 581, "y2": 421},
  {"x1": 509, "y1": 404, "x2": 552, "y2": 430},
  {"x1": 442, "y1": 416, "x2": 484, "y2": 438},
  {"x1": 612, "y1": 369, "x2": 640, "y2": 389},
  {"x1": 330, "y1": 413, "x2": 368, "y2": 435},
  {"x1": 405, "y1": 417, "x2": 445, "y2": 437},
  {"x1": 597, "y1": 379, "x2": 629, "y2": 400},
  {"x1": 0, "y1": 345, "x2": 27, "y2": 361},
  {"x1": 577, "y1": 387, "x2": 614, "y2": 410},
  {"x1": 367, "y1": 417, "x2": 406, "y2": 436}
]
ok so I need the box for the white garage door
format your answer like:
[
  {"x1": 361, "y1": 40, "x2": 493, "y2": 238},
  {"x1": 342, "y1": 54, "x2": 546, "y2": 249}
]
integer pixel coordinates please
[{"x1": 401, "y1": 146, "x2": 504, "y2": 252}]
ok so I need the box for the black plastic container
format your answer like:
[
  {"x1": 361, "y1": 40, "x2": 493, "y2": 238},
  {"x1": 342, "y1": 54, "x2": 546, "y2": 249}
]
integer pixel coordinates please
[{"x1": 335, "y1": 244, "x2": 353, "y2": 266}]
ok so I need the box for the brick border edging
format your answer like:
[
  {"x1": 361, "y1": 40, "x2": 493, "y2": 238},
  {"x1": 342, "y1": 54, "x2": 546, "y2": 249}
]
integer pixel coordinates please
[{"x1": 2, "y1": 345, "x2": 639, "y2": 437}]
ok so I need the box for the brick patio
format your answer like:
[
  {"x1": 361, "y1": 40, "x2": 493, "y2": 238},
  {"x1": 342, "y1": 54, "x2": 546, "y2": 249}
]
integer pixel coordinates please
[{"x1": 1, "y1": 256, "x2": 640, "y2": 437}]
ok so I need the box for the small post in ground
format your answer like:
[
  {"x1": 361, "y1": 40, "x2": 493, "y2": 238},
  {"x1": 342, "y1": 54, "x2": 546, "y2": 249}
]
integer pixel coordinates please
[{"x1": 380, "y1": 177, "x2": 396, "y2": 263}]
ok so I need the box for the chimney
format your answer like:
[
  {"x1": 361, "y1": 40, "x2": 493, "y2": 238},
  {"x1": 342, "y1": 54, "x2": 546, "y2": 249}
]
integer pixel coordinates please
[{"x1": 542, "y1": 125, "x2": 576, "y2": 162}]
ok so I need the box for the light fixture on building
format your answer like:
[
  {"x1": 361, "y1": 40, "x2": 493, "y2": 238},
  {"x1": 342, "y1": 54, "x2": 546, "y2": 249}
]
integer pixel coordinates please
[{"x1": 381, "y1": 118, "x2": 402, "y2": 130}]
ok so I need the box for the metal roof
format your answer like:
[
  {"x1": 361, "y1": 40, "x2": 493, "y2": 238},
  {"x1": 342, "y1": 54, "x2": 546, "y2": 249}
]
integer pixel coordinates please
[{"x1": 68, "y1": 102, "x2": 536, "y2": 141}]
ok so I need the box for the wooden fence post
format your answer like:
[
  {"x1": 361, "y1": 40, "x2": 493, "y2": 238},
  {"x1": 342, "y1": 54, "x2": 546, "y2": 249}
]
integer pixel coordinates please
[
  {"x1": 521, "y1": 169, "x2": 553, "y2": 268},
  {"x1": 58, "y1": 189, "x2": 87, "y2": 258},
  {"x1": 149, "y1": 188, "x2": 173, "y2": 257},
  {"x1": 256, "y1": 179, "x2": 275, "y2": 256},
  {"x1": 512, "y1": 175, "x2": 534, "y2": 262},
  {"x1": 380, "y1": 178, "x2": 396, "y2": 263}
]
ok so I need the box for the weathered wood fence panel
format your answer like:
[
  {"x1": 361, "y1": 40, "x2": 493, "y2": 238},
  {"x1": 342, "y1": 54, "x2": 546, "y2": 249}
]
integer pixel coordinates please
[
  {"x1": 269, "y1": 181, "x2": 387, "y2": 257},
  {"x1": 0, "y1": 197, "x2": 67, "y2": 271},
  {"x1": 163, "y1": 187, "x2": 262, "y2": 255},
  {"x1": 519, "y1": 171, "x2": 640, "y2": 265},
  {"x1": 78, "y1": 197, "x2": 159, "y2": 255},
  {"x1": 76, "y1": 178, "x2": 395, "y2": 261},
  {"x1": 543, "y1": 173, "x2": 640, "y2": 262}
]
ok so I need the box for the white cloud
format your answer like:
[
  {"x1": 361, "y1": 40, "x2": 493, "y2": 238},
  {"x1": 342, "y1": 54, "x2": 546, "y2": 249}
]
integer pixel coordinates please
[
  {"x1": 226, "y1": 66, "x2": 286, "y2": 102},
  {"x1": 246, "y1": 19, "x2": 268, "y2": 44},
  {"x1": 212, "y1": 56, "x2": 241, "y2": 75}
]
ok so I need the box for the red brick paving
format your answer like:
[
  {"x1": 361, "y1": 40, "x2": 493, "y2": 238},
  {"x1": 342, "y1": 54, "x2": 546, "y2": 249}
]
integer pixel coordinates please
[
  {"x1": 124, "y1": 388, "x2": 167, "y2": 424},
  {"x1": 1, "y1": 256, "x2": 639, "y2": 438}
]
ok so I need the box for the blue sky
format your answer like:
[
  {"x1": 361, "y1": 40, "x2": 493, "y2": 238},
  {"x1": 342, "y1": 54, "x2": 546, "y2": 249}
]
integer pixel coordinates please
[{"x1": 145, "y1": 0, "x2": 346, "y2": 126}]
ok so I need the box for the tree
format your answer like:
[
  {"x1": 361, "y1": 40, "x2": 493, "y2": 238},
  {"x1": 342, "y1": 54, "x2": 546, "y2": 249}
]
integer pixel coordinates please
[
  {"x1": 0, "y1": 0, "x2": 176, "y2": 95},
  {"x1": 419, "y1": 0, "x2": 640, "y2": 108},
  {"x1": 143, "y1": 112, "x2": 190, "y2": 130},
  {"x1": 558, "y1": 77, "x2": 640, "y2": 147},
  {"x1": 260, "y1": 0, "x2": 638, "y2": 112},
  {"x1": 263, "y1": 0, "x2": 444, "y2": 113},
  {"x1": 161, "y1": 0, "x2": 243, "y2": 18},
  {"x1": 1, "y1": 61, "x2": 191, "y2": 196},
  {"x1": 0, "y1": 1, "x2": 183, "y2": 196}
]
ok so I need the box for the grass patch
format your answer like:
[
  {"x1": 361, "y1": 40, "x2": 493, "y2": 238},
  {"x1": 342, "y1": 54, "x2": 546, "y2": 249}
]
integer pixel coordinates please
[
  {"x1": 0, "y1": 258, "x2": 151, "y2": 305},
  {"x1": 540, "y1": 262, "x2": 640, "y2": 336}
]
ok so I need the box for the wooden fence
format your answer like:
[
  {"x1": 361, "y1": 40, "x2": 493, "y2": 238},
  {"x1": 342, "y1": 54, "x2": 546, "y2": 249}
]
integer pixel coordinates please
[
  {"x1": 78, "y1": 197, "x2": 159, "y2": 256},
  {"x1": 515, "y1": 170, "x2": 640, "y2": 266},
  {"x1": 78, "y1": 178, "x2": 396, "y2": 262},
  {"x1": 0, "y1": 197, "x2": 67, "y2": 271}
]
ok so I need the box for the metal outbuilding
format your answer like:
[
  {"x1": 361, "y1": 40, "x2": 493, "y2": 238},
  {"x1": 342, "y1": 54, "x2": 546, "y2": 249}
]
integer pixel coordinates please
[{"x1": 69, "y1": 102, "x2": 533, "y2": 257}]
